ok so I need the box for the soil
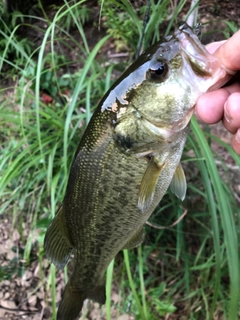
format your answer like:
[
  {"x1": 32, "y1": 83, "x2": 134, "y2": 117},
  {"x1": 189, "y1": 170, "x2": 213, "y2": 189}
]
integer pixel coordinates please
[{"x1": 0, "y1": 1, "x2": 239, "y2": 319}]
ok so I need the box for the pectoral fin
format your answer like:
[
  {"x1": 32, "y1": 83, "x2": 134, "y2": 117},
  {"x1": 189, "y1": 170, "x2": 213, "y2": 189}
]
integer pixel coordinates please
[
  {"x1": 122, "y1": 227, "x2": 145, "y2": 249},
  {"x1": 138, "y1": 158, "x2": 165, "y2": 213},
  {"x1": 170, "y1": 163, "x2": 187, "y2": 200}
]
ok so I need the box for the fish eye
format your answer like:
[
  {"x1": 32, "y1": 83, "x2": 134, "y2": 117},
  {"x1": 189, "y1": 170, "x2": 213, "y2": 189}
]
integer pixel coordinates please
[{"x1": 147, "y1": 62, "x2": 168, "y2": 82}]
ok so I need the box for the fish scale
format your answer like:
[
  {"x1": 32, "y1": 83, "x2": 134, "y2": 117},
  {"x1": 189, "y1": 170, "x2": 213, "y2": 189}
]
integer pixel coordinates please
[
  {"x1": 44, "y1": 23, "x2": 228, "y2": 320},
  {"x1": 65, "y1": 111, "x2": 147, "y2": 270}
]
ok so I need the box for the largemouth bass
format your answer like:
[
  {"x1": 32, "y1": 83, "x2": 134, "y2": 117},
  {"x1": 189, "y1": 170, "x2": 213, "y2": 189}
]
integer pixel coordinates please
[{"x1": 44, "y1": 23, "x2": 228, "y2": 320}]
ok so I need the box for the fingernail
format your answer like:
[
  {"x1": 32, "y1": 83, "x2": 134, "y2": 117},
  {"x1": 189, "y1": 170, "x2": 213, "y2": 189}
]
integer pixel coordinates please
[
  {"x1": 224, "y1": 102, "x2": 231, "y2": 123},
  {"x1": 236, "y1": 129, "x2": 240, "y2": 144}
]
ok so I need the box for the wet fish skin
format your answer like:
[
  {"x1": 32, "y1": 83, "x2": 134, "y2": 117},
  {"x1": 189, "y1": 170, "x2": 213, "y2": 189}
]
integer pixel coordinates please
[{"x1": 44, "y1": 23, "x2": 228, "y2": 320}]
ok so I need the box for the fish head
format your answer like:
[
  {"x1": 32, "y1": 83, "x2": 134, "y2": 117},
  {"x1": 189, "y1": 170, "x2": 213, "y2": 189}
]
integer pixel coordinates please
[
  {"x1": 130, "y1": 22, "x2": 229, "y2": 133},
  {"x1": 103, "y1": 23, "x2": 229, "y2": 138}
]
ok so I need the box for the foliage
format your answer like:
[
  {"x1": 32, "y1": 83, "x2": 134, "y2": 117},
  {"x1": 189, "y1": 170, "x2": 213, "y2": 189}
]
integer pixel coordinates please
[
  {"x1": 101, "y1": 0, "x2": 189, "y2": 55},
  {"x1": 0, "y1": 0, "x2": 240, "y2": 319},
  {"x1": 0, "y1": 3, "x2": 33, "y2": 70},
  {"x1": 54, "y1": 0, "x2": 91, "y2": 32},
  {"x1": 222, "y1": 20, "x2": 239, "y2": 38}
]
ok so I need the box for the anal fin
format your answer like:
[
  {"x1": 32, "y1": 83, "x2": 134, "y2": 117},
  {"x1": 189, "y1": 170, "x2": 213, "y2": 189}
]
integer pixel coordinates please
[
  {"x1": 122, "y1": 227, "x2": 145, "y2": 250},
  {"x1": 138, "y1": 157, "x2": 165, "y2": 213},
  {"x1": 44, "y1": 205, "x2": 73, "y2": 269},
  {"x1": 170, "y1": 163, "x2": 187, "y2": 200}
]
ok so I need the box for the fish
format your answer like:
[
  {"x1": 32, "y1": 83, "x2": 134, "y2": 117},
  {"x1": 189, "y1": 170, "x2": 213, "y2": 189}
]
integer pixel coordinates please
[{"x1": 44, "y1": 23, "x2": 228, "y2": 320}]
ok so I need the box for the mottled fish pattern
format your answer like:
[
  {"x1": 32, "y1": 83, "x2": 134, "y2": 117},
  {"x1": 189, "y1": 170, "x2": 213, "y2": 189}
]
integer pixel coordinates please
[{"x1": 44, "y1": 23, "x2": 228, "y2": 320}]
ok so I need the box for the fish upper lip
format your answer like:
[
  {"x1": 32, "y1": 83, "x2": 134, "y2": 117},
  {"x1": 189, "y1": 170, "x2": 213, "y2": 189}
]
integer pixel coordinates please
[
  {"x1": 174, "y1": 23, "x2": 236, "y2": 75},
  {"x1": 177, "y1": 30, "x2": 213, "y2": 70},
  {"x1": 174, "y1": 22, "x2": 225, "y2": 79},
  {"x1": 175, "y1": 24, "x2": 234, "y2": 77},
  {"x1": 174, "y1": 23, "x2": 233, "y2": 92}
]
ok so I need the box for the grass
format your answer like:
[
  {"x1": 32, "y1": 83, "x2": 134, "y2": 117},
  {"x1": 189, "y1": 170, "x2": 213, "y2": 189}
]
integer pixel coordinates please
[
  {"x1": 191, "y1": 118, "x2": 240, "y2": 319},
  {"x1": 0, "y1": 0, "x2": 239, "y2": 319}
]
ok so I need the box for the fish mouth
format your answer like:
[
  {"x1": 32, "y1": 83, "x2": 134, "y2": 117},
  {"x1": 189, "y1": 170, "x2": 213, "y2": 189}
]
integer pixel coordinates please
[
  {"x1": 175, "y1": 23, "x2": 230, "y2": 92},
  {"x1": 176, "y1": 23, "x2": 219, "y2": 77}
]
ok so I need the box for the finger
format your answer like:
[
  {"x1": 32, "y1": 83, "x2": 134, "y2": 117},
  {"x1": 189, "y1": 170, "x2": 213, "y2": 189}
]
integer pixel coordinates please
[
  {"x1": 223, "y1": 92, "x2": 240, "y2": 133},
  {"x1": 205, "y1": 41, "x2": 226, "y2": 54},
  {"x1": 195, "y1": 82, "x2": 240, "y2": 124},
  {"x1": 211, "y1": 30, "x2": 240, "y2": 72},
  {"x1": 232, "y1": 129, "x2": 240, "y2": 155},
  {"x1": 195, "y1": 89, "x2": 230, "y2": 124}
]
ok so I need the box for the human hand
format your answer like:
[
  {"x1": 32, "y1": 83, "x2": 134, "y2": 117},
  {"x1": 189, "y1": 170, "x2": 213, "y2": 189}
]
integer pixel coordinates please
[{"x1": 195, "y1": 30, "x2": 240, "y2": 155}]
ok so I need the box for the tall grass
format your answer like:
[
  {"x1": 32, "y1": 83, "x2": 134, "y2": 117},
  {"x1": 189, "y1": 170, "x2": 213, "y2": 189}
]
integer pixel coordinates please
[
  {"x1": 191, "y1": 118, "x2": 240, "y2": 319},
  {"x1": 0, "y1": 0, "x2": 239, "y2": 319}
]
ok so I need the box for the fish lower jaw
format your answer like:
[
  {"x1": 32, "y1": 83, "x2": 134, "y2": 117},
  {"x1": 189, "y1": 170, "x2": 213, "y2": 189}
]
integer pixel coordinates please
[
  {"x1": 142, "y1": 111, "x2": 193, "y2": 142},
  {"x1": 154, "y1": 127, "x2": 178, "y2": 140},
  {"x1": 142, "y1": 118, "x2": 176, "y2": 140}
]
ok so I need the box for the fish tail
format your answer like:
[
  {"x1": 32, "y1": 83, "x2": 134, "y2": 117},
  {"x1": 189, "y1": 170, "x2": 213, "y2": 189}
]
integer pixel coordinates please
[
  {"x1": 57, "y1": 283, "x2": 86, "y2": 320},
  {"x1": 44, "y1": 205, "x2": 73, "y2": 269},
  {"x1": 87, "y1": 282, "x2": 106, "y2": 305},
  {"x1": 57, "y1": 282, "x2": 106, "y2": 320}
]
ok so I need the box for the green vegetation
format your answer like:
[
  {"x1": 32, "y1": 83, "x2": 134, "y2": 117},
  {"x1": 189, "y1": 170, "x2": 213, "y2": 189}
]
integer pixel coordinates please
[{"x1": 0, "y1": 0, "x2": 239, "y2": 319}]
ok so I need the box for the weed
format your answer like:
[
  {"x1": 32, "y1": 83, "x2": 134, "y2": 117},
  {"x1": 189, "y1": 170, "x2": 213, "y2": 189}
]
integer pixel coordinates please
[
  {"x1": 223, "y1": 20, "x2": 239, "y2": 38},
  {"x1": 0, "y1": 3, "x2": 33, "y2": 72}
]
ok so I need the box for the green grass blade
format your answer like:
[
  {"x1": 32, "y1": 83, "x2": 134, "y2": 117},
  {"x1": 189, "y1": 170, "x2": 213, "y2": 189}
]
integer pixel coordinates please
[
  {"x1": 164, "y1": 0, "x2": 187, "y2": 36},
  {"x1": 123, "y1": 249, "x2": 147, "y2": 320},
  {"x1": 191, "y1": 117, "x2": 240, "y2": 319},
  {"x1": 138, "y1": 245, "x2": 148, "y2": 319},
  {"x1": 187, "y1": 133, "x2": 220, "y2": 319},
  {"x1": 50, "y1": 264, "x2": 57, "y2": 320},
  {"x1": 106, "y1": 259, "x2": 115, "y2": 320}
]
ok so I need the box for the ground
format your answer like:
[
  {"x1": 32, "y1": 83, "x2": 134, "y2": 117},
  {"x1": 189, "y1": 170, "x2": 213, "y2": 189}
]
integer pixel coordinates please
[{"x1": 0, "y1": 0, "x2": 239, "y2": 319}]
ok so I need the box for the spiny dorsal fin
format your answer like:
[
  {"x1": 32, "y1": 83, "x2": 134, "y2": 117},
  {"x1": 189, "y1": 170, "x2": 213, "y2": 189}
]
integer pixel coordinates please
[
  {"x1": 170, "y1": 163, "x2": 187, "y2": 201},
  {"x1": 138, "y1": 158, "x2": 165, "y2": 213},
  {"x1": 44, "y1": 205, "x2": 73, "y2": 269}
]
